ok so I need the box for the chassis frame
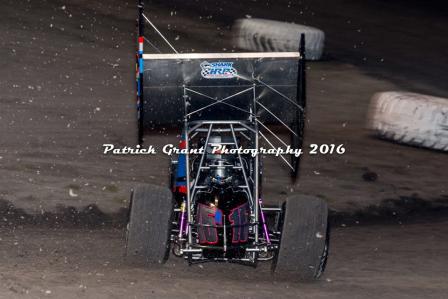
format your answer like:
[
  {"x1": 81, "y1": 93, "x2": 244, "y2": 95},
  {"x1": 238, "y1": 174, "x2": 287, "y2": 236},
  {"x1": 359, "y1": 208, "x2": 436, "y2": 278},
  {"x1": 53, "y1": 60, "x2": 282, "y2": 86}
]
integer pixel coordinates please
[{"x1": 135, "y1": 0, "x2": 307, "y2": 265}]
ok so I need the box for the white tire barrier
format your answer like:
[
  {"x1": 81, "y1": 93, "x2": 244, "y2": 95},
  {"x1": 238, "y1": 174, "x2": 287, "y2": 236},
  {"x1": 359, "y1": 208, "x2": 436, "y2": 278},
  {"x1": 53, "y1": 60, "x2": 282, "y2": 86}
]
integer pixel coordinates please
[
  {"x1": 232, "y1": 18, "x2": 325, "y2": 60},
  {"x1": 367, "y1": 92, "x2": 448, "y2": 151}
]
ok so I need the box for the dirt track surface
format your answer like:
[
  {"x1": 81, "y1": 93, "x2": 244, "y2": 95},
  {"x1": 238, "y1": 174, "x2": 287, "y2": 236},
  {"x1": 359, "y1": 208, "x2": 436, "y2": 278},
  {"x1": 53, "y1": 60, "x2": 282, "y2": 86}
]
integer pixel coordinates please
[
  {"x1": 0, "y1": 0, "x2": 447, "y2": 215},
  {"x1": 0, "y1": 221, "x2": 447, "y2": 298}
]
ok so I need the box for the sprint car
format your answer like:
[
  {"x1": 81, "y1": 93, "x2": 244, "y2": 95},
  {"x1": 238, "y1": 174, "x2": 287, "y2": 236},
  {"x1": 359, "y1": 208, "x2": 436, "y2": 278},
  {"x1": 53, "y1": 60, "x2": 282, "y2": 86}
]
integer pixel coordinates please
[{"x1": 125, "y1": 0, "x2": 329, "y2": 280}]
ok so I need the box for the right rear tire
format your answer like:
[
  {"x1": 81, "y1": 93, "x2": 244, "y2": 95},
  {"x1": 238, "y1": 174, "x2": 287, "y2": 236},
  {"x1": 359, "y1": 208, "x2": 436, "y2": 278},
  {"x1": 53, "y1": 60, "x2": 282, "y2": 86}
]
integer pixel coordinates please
[
  {"x1": 125, "y1": 184, "x2": 174, "y2": 265},
  {"x1": 273, "y1": 195, "x2": 329, "y2": 280}
]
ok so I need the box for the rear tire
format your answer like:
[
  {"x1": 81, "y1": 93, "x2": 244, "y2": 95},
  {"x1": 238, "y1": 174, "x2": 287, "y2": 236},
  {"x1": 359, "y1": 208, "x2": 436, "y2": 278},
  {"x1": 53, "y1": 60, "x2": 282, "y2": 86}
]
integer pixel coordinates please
[
  {"x1": 125, "y1": 184, "x2": 174, "y2": 265},
  {"x1": 274, "y1": 195, "x2": 329, "y2": 280}
]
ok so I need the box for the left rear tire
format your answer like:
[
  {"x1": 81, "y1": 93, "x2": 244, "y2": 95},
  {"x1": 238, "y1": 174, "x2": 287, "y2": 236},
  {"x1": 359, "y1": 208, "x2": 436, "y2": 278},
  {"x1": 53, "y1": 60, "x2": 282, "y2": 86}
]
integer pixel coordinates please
[{"x1": 125, "y1": 184, "x2": 174, "y2": 265}]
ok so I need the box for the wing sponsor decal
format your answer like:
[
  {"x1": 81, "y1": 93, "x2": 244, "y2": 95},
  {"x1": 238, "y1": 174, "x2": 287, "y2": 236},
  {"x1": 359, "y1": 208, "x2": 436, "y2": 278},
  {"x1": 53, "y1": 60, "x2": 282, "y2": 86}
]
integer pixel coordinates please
[{"x1": 200, "y1": 61, "x2": 238, "y2": 79}]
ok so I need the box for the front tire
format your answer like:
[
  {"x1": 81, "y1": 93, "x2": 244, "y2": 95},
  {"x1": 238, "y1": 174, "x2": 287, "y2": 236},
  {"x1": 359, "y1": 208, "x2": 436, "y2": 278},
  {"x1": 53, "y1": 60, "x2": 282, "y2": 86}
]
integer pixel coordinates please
[
  {"x1": 274, "y1": 195, "x2": 329, "y2": 280},
  {"x1": 125, "y1": 184, "x2": 174, "y2": 265}
]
